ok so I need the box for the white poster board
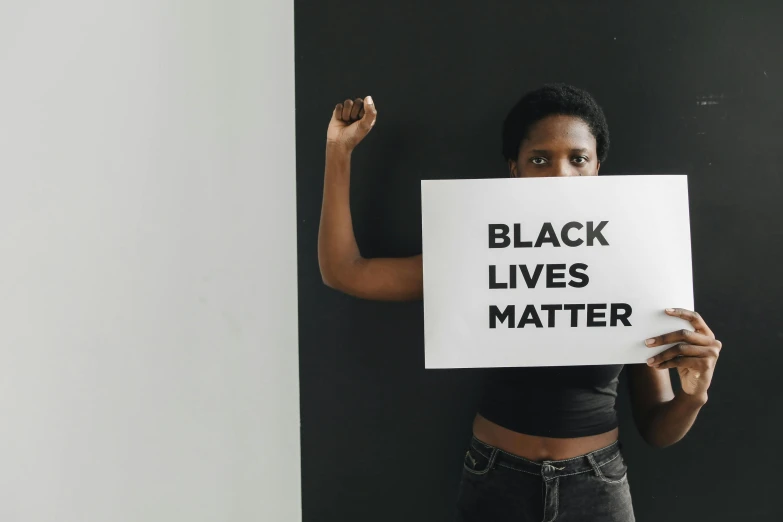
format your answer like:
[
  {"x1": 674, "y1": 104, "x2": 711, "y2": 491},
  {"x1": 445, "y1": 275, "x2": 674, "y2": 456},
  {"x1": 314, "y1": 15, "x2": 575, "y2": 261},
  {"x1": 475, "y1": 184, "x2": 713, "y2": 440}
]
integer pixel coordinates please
[{"x1": 421, "y1": 175, "x2": 694, "y2": 369}]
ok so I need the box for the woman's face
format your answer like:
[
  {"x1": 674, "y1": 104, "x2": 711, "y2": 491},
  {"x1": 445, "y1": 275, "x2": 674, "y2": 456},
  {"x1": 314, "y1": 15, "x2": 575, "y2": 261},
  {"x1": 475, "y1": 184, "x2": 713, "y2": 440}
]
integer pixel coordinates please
[{"x1": 508, "y1": 115, "x2": 600, "y2": 178}]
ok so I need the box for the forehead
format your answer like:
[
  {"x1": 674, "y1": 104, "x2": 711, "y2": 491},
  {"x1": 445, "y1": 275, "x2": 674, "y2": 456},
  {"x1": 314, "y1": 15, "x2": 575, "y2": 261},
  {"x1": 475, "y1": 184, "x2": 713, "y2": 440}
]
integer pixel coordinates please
[{"x1": 521, "y1": 115, "x2": 596, "y2": 150}]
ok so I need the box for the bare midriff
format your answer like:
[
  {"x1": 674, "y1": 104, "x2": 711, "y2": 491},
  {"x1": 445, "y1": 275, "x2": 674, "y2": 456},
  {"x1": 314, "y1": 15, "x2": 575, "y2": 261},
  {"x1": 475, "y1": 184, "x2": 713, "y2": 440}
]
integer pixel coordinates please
[{"x1": 472, "y1": 413, "x2": 619, "y2": 461}]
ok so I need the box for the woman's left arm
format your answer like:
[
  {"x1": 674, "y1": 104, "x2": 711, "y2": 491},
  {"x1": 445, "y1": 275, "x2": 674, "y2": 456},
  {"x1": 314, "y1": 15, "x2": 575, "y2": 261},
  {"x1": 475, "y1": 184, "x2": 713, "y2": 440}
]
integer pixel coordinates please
[{"x1": 627, "y1": 308, "x2": 723, "y2": 448}]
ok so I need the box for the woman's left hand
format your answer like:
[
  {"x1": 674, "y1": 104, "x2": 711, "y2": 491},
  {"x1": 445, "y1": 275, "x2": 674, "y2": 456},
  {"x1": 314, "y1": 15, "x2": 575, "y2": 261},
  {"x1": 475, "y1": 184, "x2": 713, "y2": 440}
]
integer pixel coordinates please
[{"x1": 644, "y1": 308, "x2": 722, "y2": 400}]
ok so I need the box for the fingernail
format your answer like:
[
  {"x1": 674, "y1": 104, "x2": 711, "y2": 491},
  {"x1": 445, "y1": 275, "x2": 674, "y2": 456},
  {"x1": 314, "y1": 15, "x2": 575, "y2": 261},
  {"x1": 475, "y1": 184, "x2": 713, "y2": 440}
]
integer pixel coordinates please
[
  {"x1": 366, "y1": 96, "x2": 373, "y2": 105},
  {"x1": 645, "y1": 338, "x2": 655, "y2": 346},
  {"x1": 647, "y1": 358, "x2": 655, "y2": 365},
  {"x1": 665, "y1": 308, "x2": 674, "y2": 313}
]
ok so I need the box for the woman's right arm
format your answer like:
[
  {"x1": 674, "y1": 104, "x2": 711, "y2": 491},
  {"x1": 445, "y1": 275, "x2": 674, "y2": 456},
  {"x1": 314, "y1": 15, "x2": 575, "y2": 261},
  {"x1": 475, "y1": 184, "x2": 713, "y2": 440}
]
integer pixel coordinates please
[{"x1": 318, "y1": 96, "x2": 423, "y2": 302}]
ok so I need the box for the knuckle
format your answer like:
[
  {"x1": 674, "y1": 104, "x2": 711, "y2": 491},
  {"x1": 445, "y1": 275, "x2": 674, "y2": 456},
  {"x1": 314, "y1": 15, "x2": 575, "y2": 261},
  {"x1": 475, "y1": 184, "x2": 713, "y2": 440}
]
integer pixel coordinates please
[
  {"x1": 680, "y1": 329, "x2": 690, "y2": 337},
  {"x1": 715, "y1": 339, "x2": 723, "y2": 349}
]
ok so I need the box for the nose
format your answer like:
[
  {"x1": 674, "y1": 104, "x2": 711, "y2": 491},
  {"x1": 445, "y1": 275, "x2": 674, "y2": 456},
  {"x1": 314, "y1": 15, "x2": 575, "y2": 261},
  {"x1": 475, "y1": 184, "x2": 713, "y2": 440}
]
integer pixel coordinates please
[{"x1": 552, "y1": 159, "x2": 578, "y2": 177}]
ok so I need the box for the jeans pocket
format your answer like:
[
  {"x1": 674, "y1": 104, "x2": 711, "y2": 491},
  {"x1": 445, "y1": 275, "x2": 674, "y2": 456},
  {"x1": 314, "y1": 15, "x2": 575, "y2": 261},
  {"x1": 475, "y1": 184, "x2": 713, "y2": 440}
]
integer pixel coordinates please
[
  {"x1": 462, "y1": 445, "x2": 497, "y2": 476},
  {"x1": 593, "y1": 452, "x2": 628, "y2": 484}
]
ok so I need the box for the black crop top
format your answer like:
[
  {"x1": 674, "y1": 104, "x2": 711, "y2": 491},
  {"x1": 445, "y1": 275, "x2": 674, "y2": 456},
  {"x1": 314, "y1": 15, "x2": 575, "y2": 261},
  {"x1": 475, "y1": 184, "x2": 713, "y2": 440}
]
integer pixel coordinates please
[{"x1": 477, "y1": 364, "x2": 624, "y2": 438}]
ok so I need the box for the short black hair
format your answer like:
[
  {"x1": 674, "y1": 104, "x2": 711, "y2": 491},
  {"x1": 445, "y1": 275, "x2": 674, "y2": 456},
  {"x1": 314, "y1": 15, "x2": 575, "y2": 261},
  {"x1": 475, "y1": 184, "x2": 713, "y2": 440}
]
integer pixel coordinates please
[{"x1": 502, "y1": 83, "x2": 610, "y2": 164}]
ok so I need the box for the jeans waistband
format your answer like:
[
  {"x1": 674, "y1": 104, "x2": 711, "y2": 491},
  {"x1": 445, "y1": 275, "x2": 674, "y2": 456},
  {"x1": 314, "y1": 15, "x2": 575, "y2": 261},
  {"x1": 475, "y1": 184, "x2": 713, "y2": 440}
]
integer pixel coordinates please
[{"x1": 469, "y1": 435, "x2": 622, "y2": 480}]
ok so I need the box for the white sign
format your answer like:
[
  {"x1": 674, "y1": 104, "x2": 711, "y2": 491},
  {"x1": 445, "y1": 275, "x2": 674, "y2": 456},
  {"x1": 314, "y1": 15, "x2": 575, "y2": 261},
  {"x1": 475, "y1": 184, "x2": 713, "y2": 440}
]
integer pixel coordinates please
[{"x1": 420, "y1": 175, "x2": 694, "y2": 369}]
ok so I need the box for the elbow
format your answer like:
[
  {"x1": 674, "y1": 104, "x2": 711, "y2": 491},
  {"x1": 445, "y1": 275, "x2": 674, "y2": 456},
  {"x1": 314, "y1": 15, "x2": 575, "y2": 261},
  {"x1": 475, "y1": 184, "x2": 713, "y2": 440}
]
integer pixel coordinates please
[
  {"x1": 635, "y1": 415, "x2": 668, "y2": 449},
  {"x1": 321, "y1": 269, "x2": 342, "y2": 291},
  {"x1": 317, "y1": 245, "x2": 365, "y2": 296},
  {"x1": 319, "y1": 262, "x2": 341, "y2": 290},
  {"x1": 638, "y1": 427, "x2": 681, "y2": 449},
  {"x1": 318, "y1": 257, "x2": 355, "y2": 294},
  {"x1": 646, "y1": 439, "x2": 678, "y2": 450},
  {"x1": 317, "y1": 247, "x2": 338, "y2": 289},
  {"x1": 642, "y1": 435, "x2": 670, "y2": 449}
]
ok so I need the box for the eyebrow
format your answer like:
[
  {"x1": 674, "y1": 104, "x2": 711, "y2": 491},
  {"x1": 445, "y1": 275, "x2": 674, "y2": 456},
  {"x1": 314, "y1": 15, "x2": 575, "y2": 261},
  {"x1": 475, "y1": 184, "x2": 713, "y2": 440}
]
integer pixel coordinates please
[{"x1": 529, "y1": 148, "x2": 590, "y2": 155}]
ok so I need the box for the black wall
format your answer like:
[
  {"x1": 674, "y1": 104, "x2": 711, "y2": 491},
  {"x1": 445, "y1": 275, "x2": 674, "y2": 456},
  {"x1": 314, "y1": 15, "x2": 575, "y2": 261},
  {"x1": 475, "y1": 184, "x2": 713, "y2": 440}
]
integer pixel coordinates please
[{"x1": 295, "y1": 2, "x2": 783, "y2": 520}]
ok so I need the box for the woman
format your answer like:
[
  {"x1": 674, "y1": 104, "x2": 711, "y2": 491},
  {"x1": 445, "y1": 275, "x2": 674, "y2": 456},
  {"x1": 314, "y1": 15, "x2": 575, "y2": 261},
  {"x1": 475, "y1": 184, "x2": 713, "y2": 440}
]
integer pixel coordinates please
[{"x1": 318, "y1": 84, "x2": 722, "y2": 521}]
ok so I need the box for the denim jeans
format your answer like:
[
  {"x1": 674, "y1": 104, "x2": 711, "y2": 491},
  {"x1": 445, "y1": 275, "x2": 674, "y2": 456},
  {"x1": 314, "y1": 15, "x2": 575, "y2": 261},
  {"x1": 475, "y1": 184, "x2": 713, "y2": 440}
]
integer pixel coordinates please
[{"x1": 456, "y1": 436, "x2": 635, "y2": 521}]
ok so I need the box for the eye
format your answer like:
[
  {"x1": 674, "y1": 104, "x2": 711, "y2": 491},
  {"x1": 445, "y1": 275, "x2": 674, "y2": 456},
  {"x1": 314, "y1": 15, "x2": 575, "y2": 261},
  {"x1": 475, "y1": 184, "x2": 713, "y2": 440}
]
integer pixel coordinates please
[
  {"x1": 530, "y1": 157, "x2": 548, "y2": 165},
  {"x1": 572, "y1": 156, "x2": 589, "y2": 165}
]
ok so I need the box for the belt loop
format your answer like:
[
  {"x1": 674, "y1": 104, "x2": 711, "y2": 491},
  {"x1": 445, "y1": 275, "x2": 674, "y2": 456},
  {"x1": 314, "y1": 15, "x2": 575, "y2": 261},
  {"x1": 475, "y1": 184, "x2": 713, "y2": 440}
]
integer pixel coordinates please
[
  {"x1": 488, "y1": 447, "x2": 499, "y2": 470},
  {"x1": 586, "y1": 453, "x2": 603, "y2": 479}
]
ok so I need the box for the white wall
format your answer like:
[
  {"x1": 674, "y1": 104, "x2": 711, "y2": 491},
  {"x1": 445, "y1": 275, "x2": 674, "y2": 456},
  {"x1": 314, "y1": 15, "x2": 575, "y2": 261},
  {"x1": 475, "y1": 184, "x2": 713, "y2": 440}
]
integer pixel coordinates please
[{"x1": 0, "y1": 1, "x2": 300, "y2": 521}]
